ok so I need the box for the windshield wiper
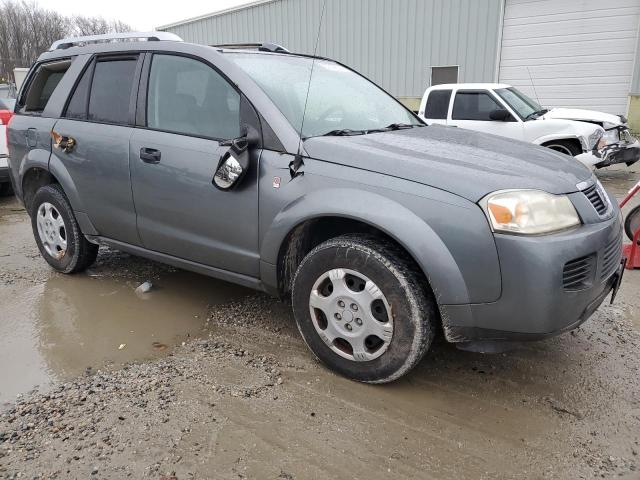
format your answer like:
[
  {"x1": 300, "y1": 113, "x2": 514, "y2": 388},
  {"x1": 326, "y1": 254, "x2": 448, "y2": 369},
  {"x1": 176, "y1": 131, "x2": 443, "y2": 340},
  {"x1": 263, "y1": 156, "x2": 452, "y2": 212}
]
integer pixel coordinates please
[
  {"x1": 321, "y1": 129, "x2": 367, "y2": 136},
  {"x1": 524, "y1": 109, "x2": 549, "y2": 121},
  {"x1": 384, "y1": 123, "x2": 422, "y2": 130}
]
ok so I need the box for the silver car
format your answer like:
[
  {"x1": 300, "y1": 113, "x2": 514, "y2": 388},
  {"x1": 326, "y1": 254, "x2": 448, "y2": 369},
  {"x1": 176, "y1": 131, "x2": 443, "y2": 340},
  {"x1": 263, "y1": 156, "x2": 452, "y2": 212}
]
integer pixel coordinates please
[{"x1": 7, "y1": 33, "x2": 625, "y2": 383}]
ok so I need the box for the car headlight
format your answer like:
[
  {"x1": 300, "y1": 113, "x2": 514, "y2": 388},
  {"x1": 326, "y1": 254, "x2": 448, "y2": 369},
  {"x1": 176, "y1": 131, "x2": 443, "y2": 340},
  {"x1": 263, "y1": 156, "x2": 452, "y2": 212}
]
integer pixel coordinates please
[
  {"x1": 480, "y1": 190, "x2": 581, "y2": 235},
  {"x1": 602, "y1": 128, "x2": 619, "y2": 145}
]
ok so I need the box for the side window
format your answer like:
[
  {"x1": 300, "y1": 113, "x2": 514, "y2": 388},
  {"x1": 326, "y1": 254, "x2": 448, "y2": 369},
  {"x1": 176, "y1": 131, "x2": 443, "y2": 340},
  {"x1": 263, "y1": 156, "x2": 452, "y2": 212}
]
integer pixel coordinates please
[
  {"x1": 146, "y1": 54, "x2": 240, "y2": 140},
  {"x1": 88, "y1": 58, "x2": 138, "y2": 124},
  {"x1": 452, "y1": 91, "x2": 502, "y2": 121},
  {"x1": 64, "y1": 63, "x2": 93, "y2": 120},
  {"x1": 19, "y1": 59, "x2": 72, "y2": 114},
  {"x1": 424, "y1": 89, "x2": 451, "y2": 119}
]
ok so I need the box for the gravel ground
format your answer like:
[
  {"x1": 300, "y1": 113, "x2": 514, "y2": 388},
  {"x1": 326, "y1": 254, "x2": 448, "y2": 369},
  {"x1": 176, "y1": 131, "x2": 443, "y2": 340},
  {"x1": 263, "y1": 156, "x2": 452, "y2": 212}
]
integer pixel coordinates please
[{"x1": 1, "y1": 167, "x2": 639, "y2": 479}]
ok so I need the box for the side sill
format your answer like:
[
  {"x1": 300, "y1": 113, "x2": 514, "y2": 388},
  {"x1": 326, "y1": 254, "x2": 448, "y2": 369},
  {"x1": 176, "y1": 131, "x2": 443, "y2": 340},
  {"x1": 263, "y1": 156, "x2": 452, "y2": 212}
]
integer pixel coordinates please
[{"x1": 87, "y1": 236, "x2": 266, "y2": 292}]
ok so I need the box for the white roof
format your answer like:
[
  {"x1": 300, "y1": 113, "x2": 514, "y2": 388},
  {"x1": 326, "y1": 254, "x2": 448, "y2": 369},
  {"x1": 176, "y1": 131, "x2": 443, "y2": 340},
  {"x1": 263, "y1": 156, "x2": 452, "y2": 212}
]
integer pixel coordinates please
[{"x1": 428, "y1": 83, "x2": 512, "y2": 90}]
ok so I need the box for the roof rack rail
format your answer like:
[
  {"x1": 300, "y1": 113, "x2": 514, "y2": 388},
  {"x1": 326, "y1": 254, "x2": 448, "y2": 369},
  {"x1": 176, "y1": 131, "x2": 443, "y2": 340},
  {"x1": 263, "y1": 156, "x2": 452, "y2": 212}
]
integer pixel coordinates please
[
  {"x1": 213, "y1": 42, "x2": 290, "y2": 53},
  {"x1": 49, "y1": 31, "x2": 183, "y2": 51}
]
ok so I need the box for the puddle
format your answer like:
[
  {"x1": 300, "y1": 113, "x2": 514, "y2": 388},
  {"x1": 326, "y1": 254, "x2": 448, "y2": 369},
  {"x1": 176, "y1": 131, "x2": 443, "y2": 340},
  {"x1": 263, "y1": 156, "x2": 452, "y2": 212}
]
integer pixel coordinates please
[{"x1": 0, "y1": 269, "x2": 250, "y2": 404}]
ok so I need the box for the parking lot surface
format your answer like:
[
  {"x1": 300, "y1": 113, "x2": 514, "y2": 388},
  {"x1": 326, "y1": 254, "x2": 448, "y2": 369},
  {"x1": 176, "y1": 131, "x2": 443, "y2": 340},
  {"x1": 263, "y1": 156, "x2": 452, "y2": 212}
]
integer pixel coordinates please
[{"x1": 0, "y1": 166, "x2": 639, "y2": 479}]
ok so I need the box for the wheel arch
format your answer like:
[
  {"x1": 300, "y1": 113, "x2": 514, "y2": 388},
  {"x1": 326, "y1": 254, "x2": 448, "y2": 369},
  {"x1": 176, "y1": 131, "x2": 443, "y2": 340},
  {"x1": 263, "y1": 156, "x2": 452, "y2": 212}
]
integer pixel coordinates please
[{"x1": 260, "y1": 189, "x2": 472, "y2": 307}]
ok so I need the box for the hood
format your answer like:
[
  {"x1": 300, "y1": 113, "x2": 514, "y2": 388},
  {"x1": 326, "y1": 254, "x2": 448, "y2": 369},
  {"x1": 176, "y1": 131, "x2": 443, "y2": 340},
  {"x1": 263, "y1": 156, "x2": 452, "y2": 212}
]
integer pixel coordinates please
[
  {"x1": 303, "y1": 125, "x2": 592, "y2": 202},
  {"x1": 541, "y1": 108, "x2": 625, "y2": 127}
]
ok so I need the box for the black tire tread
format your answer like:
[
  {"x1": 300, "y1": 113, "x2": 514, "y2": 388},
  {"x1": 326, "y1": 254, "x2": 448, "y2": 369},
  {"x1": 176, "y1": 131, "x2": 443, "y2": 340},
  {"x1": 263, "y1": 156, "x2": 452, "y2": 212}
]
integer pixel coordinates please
[
  {"x1": 31, "y1": 184, "x2": 98, "y2": 273},
  {"x1": 625, "y1": 204, "x2": 640, "y2": 245},
  {"x1": 292, "y1": 234, "x2": 437, "y2": 384}
]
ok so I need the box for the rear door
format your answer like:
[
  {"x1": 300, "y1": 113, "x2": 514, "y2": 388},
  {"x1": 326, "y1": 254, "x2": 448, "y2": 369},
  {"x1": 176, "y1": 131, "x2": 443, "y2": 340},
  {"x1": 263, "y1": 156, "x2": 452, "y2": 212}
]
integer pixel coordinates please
[
  {"x1": 129, "y1": 53, "x2": 260, "y2": 277},
  {"x1": 448, "y1": 89, "x2": 524, "y2": 140},
  {"x1": 53, "y1": 54, "x2": 142, "y2": 245}
]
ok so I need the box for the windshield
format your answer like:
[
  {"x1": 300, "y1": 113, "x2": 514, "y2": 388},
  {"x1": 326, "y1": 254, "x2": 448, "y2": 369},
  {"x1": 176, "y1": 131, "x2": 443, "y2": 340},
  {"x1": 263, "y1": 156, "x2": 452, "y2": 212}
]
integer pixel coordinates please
[
  {"x1": 494, "y1": 87, "x2": 544, "y2": 120},
  {"x1": 228, "y1": 53, "x2": 421, "y2": 137}
]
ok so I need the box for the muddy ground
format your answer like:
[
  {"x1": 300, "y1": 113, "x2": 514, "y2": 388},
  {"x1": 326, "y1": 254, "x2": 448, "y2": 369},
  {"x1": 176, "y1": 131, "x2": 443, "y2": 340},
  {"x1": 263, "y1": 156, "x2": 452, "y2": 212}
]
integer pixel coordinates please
[{"x1": 0, "y1": 166, "x2": 639, "y2": 479}]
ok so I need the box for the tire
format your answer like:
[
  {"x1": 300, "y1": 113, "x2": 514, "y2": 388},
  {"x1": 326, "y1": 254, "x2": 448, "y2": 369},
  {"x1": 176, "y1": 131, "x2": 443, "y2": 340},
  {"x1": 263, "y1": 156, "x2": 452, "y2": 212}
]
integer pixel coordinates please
[
  {"x1": 625, "y1": 205, "x2": 640, "y2": 245},
  {"x1": 543, "y1": 139, "x2": 582, "y2": 157},
  {"x1": 30, "y1": 184, "x2": 98, "y2": 273},
  {"x1": 291, "y1": 235, "x2": 436, "y2": 384}
]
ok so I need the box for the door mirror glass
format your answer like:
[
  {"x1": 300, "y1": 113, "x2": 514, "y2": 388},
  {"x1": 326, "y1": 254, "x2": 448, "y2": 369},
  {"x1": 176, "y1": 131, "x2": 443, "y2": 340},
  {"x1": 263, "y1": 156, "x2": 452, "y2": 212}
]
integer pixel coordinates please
[
  {"x1": 489, "y1": 108, "x2": 511, "y2": 121},
  {"x1": 213, "y1": 136, "x2": 249, "y2": 190}
]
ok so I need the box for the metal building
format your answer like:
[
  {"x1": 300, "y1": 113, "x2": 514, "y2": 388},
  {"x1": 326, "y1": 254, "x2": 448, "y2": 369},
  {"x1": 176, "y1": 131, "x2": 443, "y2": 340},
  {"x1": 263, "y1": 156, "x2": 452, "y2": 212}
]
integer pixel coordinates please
[{"x1": 158, "y1": 0, "x2": 640, "y2": 128}]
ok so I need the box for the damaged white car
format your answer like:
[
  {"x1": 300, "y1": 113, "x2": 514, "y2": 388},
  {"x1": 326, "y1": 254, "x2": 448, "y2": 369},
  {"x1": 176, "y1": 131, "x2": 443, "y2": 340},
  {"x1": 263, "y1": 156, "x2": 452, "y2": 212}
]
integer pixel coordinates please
[{"x1": 419, "y1": 83, "x2": 640, "y2": 169}]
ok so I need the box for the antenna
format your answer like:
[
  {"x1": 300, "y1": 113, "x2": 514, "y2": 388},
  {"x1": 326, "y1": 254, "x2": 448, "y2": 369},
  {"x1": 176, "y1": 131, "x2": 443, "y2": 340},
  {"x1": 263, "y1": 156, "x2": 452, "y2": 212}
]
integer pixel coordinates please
[
  {"x1": 289, "y1": 0, "x2": 326, "y2": 179},
  {"x1": 526, "y1": 66, "x2": 541, "y2": 106}
]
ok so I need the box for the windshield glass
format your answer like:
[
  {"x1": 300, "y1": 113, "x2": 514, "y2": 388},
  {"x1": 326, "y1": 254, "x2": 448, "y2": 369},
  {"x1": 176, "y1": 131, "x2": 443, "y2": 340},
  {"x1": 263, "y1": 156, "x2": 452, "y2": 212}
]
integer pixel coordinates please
[
  {"x1": 228, "y1": 53, "x2": 421, "y2": 137},
  {"x1": 494, "y1": 87, "x2": 543, "y2": 120}
]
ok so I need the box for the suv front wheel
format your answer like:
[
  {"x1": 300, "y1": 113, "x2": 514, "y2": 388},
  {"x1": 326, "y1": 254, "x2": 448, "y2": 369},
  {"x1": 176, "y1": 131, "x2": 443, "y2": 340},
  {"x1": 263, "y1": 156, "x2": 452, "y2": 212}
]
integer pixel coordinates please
[
  {"x1": 30, "y1": 184, "x2": 98, "y2": 273},
  {"x1": 292, "y1": 235, "x2": 436, "y2": 383}
]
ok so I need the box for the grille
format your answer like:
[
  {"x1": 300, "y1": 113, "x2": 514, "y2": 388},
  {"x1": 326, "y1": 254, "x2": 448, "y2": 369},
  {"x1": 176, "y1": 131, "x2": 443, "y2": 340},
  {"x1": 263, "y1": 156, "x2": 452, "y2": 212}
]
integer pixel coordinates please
[
  {"x1": 563, "y1": 255, "x2": 595, "y2": 290},
  {"x1": 582, "y1": 184, "x2": 608, "y2": 215},
  {"x1": 600, "y1": 234, "x2": 622, "y2": 281}
]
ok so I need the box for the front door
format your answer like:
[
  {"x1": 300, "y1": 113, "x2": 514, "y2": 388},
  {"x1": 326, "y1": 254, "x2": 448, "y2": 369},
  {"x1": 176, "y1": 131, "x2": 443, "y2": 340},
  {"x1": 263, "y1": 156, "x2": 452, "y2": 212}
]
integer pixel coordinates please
[
  {"x1": 130, "y1": 53, "x2": 260, "y2": 277},
  {"x1": 448, "y1": 89, "x2": 524, "y2": 141}
]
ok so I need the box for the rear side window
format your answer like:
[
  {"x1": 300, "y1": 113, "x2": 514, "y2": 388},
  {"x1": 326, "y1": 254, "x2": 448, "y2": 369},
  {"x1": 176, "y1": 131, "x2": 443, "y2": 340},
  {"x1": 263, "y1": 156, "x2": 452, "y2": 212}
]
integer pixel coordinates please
[
  {"x1": 146, "y1": 54, "x2": 240, "y2": 140},
  {"x1": 88, "y1": 59, "x2": 138, "y2": 124},
  {"x1": 19, "y1": 59, "x2": 71, "y2": 113},
  {"x1": 452, "y1": 91, "x2": 502, "y2": 121},
  {"x1": 424, "y1": 89, "x2": 451, "y2": 119}
]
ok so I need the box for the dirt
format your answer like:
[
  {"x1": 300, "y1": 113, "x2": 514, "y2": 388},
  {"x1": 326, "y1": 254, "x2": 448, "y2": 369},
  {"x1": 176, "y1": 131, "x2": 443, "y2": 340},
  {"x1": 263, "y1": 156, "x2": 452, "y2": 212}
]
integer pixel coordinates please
[{"x1": 0, "y1": 165, "x2": 639, "y2": 479}]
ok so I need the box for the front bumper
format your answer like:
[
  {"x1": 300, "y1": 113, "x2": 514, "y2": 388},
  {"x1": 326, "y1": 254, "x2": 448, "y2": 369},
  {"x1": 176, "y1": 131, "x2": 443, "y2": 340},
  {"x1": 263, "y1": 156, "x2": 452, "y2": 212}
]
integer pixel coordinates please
[
  {"x1": 595, "y1": 139, "x2": 640, "y2": 168},
  {"x1": 440, "y1": 210, "x2": 623, "y2": 343}
]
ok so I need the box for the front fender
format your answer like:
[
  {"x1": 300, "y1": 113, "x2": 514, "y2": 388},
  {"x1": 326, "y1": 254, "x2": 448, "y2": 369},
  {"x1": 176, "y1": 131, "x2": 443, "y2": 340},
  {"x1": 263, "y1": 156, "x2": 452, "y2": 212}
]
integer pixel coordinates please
[{"x1": 260, "y1": 188, "x2": 472, "y2": 306}]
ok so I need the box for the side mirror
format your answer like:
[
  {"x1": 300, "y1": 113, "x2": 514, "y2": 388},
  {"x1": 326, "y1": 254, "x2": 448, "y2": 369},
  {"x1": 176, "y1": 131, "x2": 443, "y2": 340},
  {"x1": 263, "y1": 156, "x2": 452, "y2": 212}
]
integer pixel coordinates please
[
  {"x1": 489, "y1": 109, "x2": 511, "y2": 121},
  {"x1": 213, "y1": 137, "x2": 249, "y2": 190}
]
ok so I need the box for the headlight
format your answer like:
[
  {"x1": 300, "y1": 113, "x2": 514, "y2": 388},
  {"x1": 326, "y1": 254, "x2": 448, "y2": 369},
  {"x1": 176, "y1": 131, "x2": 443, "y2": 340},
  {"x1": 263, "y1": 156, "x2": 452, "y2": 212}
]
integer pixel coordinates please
[
  {"x1": 602, "y1": 128, "x2": 619, "y2": 145},
  {"x1": 481, "y1": 190, "x2": 581, "y2": 235}
]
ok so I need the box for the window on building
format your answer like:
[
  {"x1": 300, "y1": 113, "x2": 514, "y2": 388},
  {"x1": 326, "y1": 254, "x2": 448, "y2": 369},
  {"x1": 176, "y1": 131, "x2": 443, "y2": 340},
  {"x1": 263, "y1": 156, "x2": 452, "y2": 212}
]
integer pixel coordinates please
[
  {"x1": 424, "y1": 89, "x2": 452, "y2": 119},
  {"x1": 146, "y1": 54, "x2": 240, "y2": 140},
  {"x1": 88, "y1": 58, "x2": 138, "y2": 124},
  {"x1": 452, "y1": 91, "x2": 502, "y2": 121},
  {"x1": 20, "y1": 59, "x2": 71, "y2": 113},
  {"x1": 431, "y1": 66, "x2": 458, "y2": 86}
]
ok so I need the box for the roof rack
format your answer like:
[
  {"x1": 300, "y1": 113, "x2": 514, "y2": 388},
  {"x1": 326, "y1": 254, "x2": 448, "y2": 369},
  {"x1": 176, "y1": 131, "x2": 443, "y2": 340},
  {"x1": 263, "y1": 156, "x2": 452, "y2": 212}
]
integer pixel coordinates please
[
  {"x1": 49, "y1": 31, "x2": 183, "y2": 51},
  {"x1": 212, "y1": 42, "x2": 290, "y2": 53}
]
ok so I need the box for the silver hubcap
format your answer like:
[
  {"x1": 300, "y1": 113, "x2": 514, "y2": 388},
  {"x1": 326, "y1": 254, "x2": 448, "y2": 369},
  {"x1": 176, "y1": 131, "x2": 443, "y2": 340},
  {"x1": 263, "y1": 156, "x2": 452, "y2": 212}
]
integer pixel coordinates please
[
  {"x1": 309, "y1": 268, "x2": 393, "y2": 362},
  {"x1": 36, "y1": 202, "x2": 67, "y2": 260}
]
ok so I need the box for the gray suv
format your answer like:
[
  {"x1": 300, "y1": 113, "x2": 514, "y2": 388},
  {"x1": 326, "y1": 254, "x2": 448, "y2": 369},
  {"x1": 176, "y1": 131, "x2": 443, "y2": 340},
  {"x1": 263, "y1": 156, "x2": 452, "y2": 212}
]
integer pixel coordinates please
[{"x1": 7, "y1": 33, "x2": 625, "y2": 383}]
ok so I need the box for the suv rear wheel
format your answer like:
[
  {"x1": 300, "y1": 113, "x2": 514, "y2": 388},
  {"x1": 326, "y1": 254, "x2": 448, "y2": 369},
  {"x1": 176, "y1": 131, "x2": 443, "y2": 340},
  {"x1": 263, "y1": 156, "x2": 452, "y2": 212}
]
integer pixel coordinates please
[
  {"x1": 30, "y1": 184, "x2": 98, "y2": 273},
  {"x1": 291, "y1": 235, "x2": 436, "y2": 383}
]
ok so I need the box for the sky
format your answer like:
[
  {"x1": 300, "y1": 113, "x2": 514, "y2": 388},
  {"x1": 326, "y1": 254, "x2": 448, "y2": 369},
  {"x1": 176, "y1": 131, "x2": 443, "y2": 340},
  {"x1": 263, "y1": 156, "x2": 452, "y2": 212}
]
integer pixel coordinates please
[{"x1": 35, "y1": 0, "x2": 255, "y2": 31}]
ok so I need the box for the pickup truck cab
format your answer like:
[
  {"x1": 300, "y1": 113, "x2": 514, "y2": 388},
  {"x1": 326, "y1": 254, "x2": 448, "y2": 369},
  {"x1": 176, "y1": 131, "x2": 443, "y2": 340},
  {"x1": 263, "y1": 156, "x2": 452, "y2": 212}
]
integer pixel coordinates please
[{"x1": 418, "y1": 83, "x2": 639, "y2": 169}]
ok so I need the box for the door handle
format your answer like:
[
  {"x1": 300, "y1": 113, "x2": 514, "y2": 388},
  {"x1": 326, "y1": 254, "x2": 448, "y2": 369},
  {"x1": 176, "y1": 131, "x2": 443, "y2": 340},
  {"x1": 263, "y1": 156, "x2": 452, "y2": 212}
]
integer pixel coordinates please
[{"x1": 140, "y1": 147, "x2": 161, "y2": 164}]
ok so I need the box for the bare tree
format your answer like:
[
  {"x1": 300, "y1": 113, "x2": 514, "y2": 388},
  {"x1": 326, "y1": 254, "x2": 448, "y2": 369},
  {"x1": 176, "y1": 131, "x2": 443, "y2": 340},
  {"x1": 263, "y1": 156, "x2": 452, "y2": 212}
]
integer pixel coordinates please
[{"x1": 0, "y1": 0, "x2": 131, "y2": 83}]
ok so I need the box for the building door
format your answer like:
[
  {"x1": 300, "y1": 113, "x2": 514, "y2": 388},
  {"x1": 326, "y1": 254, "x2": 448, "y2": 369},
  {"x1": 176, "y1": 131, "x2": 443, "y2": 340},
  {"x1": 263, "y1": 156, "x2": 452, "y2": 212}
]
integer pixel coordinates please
[{"x1": 499, "y1": 0, "x2": 640, "y2": 115}]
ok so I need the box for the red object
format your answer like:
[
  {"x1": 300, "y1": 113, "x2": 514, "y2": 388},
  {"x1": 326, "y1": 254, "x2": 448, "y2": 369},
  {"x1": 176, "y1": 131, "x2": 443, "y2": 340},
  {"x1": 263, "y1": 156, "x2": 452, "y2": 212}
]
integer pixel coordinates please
[
  {"x1": 621, "y1": 180, "x2": 640, "y2": 270},
  {"x1": 0, "y1": 109, "x2": 13, "y2": 126}
]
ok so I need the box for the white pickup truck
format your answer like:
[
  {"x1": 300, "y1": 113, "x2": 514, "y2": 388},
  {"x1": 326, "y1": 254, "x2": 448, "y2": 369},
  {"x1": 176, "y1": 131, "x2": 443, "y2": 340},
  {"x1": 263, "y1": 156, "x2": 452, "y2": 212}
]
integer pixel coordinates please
[{"x1": 418, "y1": 83, "x2": 639, "y2": 169}]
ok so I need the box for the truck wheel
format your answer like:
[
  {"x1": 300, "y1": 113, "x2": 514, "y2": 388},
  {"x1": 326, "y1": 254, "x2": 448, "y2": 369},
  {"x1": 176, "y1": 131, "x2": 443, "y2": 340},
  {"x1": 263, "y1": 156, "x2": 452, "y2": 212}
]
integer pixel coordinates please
[
  {"x1": 30, "y1": 184, "x2": 98, "y2": 273},
  {"x1": 625, "y1": 205, "x2": 640, "y2": 244},
  {"x1": 543, "y1": 140, "x2": 582, "y2": 157},
  {"x1": 291, "y1": 235, "x2": 436, "y2": 383}
]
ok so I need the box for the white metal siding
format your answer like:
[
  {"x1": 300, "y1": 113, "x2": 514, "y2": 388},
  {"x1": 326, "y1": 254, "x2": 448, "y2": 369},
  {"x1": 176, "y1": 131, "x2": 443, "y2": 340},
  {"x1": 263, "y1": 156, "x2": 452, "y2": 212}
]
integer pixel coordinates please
[
  {"x1": 159, "y1": 0, "x2": 503, "y2": 100},
  {"x1": 499, "y1": 0, "x2": 640, "y2": 115}
]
